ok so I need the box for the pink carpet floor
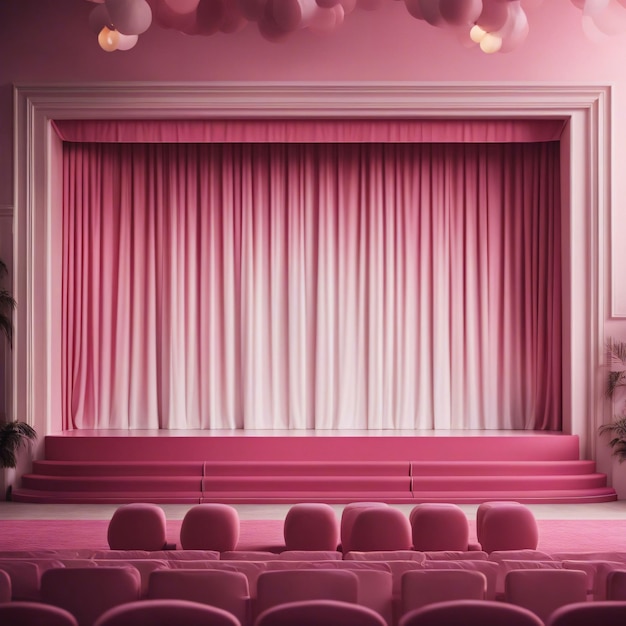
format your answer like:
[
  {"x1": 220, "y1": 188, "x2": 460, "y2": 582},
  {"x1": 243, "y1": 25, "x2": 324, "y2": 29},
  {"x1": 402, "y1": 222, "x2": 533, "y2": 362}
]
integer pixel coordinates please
[{"x1": 0, "y1": 519, "x2": 626, "y2": 553}]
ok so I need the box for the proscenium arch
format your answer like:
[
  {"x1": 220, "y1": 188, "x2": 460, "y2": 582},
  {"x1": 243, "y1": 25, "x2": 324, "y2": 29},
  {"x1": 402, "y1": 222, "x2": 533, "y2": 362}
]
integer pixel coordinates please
[{"x1": 13, "y1": 82, "x2": 610, "y2": 460}]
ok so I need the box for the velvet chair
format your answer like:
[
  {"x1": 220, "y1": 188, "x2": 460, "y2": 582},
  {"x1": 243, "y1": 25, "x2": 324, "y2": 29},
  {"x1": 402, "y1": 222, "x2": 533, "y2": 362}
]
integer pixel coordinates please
[
  {"x1": 504, "y1": 569, "x2": 588, "y2": 623},
  {"x1": 94, "y1": 599, "x2": 242, "y2": 626},
  {"x1": 0, "y1": 568, "x2": 11, "y2": 602},
  {"x1": 340, "y1": 503, "x2": 389, "y2": 553},
  {"x1": 147, "y1": 569, "x2": 250, "y2": 626},
  {"x1": 477, "y1": 501, "x2": 539, "y2": 553},
  {"x1": 254, "y1": 569, "x2": 359, "y2": 619},
  {"x1": 254, "y1": 599, "x2": 387, "y2": 626},
  {"x1": 347, "y1": 507, "x2": 412, "y2": 553},
  {"x1": 400, "y1": 569, "x2": 487, "y2": 616},
  {"x1": 180, "y1": 503, "x2": 240, "y2": 551},
  {"x1": 606, "y1": 569, "x2": 626, "y2": 600},
  {"x1": 398, "y1": 599, "x2": 544, "y2": 626},
  {"x1": 0, "y1": 601, "x2": 79, "y2": 626},
  {"x1": 283, "y1": 503, "x2": 339, "y2": 551},
  {"x1": 107, "y1": 503, "x2": 168, "y2": 551},
  {"x1": 41, "y1": 566, "x2": 142, "y2": 626},
  {"x1": 409, "y1": 503, "x2": 471, "y2": 552},
  {"x1": 546, "y1": 600, "x2": 626, "y2": 626}
]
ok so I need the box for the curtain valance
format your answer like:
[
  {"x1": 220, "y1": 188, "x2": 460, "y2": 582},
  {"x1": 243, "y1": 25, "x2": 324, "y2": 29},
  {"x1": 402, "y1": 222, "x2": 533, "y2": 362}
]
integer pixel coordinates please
[{"x1": 52, "y1": 118, "x2": 565, "y2": 144}]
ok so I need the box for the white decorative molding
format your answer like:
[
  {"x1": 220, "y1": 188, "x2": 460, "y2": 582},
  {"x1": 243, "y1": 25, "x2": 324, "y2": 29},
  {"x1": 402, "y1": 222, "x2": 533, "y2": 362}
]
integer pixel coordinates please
[{"x1": 13, "y1": 82, "x2": 610, "y2": 459}]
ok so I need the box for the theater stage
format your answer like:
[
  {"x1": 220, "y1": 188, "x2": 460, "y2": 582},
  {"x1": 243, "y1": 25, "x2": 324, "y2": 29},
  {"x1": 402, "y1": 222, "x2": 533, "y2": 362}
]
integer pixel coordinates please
[{"x1": 10, "y1": 430, "x2": 617, "y2": 505}]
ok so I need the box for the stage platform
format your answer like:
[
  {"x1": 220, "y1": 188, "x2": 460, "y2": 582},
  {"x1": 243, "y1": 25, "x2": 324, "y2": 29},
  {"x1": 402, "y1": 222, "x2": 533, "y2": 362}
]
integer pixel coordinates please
[{"x1": 11, "y1": 429, "x2": 618, "y2": 505}]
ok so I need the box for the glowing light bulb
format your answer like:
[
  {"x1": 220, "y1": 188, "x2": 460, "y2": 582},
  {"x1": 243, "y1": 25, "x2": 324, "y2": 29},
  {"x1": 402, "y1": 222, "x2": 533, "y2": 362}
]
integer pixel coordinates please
[
  {"x1": 479, "y1": 32, "x2": 502, "y2": 53},
  {"x1": 98, "y1": 26, "x2": 120, "y2": 52},
  {"x1": 469, "y1": 24, "x2": 487, "y2": 43}
]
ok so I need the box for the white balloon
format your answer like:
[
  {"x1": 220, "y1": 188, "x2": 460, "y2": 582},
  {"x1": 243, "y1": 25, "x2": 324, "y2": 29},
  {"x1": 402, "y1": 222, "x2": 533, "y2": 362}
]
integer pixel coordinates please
[
  {"x1": 105, "y1": 0, "x2": 153, "y2": 35},
  {"x1": 588, "y1": 0, "x2": 626, "y2": 35},
  {"x1": 117, "y1": 32, "x2": 139, "y2": 49}
]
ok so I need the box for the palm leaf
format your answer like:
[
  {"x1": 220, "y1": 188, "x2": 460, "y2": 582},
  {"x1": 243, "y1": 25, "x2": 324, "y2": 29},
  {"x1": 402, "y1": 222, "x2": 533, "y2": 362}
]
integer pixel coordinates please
[
  {"x1": 606, "y1": 338, "x2": 626, "y2": 397},
  {"x1": 0, "y1": 259, "x2": 16, "y2": 347},
  {"x1": 0, "y1": 421, "x2": 37, "y2": 469}
]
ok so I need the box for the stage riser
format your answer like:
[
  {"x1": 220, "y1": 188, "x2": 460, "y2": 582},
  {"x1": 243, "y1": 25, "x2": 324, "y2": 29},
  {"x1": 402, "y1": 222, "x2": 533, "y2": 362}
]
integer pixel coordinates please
[
  {"x1": 41, "y1": 434, "x2": 582, "y2": 462},
  {"x1": 10, "y1": 432, "x2": 618, "y2": 505}
]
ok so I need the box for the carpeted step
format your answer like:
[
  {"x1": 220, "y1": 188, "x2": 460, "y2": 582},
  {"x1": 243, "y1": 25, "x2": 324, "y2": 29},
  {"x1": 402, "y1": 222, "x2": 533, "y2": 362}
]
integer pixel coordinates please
[
  {"x1": 19, "y1": 475, "x2": 203, "y2": 492},
  {"x1": 31, "y1": 460, "x2": 204, "y2": 476}
]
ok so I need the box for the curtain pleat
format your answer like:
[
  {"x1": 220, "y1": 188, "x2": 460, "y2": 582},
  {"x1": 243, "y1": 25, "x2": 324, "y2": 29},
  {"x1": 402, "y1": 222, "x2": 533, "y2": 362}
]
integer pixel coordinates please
[{"x1": 62, "y1": 141, "x2": 561, "y2": 430}]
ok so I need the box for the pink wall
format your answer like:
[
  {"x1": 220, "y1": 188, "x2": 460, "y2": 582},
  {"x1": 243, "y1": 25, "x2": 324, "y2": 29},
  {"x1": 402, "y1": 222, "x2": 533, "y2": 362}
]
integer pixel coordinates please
[{"x1": 2, "y1": 1, "x2": 626, "y2": 476}]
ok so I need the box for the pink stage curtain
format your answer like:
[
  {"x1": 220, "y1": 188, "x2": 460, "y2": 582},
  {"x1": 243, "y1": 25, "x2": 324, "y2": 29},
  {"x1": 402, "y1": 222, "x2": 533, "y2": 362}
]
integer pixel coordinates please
[{"x1": 61, "y1": 141, "x2": 561, "y2": 430}]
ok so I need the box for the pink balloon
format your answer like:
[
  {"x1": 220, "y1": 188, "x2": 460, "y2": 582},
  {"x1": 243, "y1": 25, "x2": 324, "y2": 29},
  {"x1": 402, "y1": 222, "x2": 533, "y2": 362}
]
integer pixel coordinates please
[
  {"x1": 339, "y1": 0, "x2": 357, "y2": 13},
  {"x1": 418, "y1": 0, "x2": 445, "y2": 26},
  {"x1": 193, "y1": 0, "x2": 225, "y2": 35},
  {"x1": 153, "y1": 0, "x2": 198, "y2": 30},
  {"x1": 498, "y1": 6, "x2": 529, "y2": 52},
  {"x1": 569, "y1": 0, "x2": 586, "y2": 8},
  {"x1": 271, "y1": 0, "x2": 317, "y2": 30},
  {"x1": 316, "y1": 0, "x2": 341, "y2": 6},
  {"x1": 258, "y1": 1, "x2": 293, "y2": 39},
  {"x1": 357, "y1": 0, "x2": 386, "y2": 10},
  {"x1": 309, "y1": 3, "x2": 344, "y2": 33},
  {"x1": 404, "y1": 0, "x2": 425, "y2": 20},
  {"x1": 439, "y1": 0, "x2": 482, "y2": 25},
  {"x1": 220, "y1": 1, "x2": 248, "y2": 32},
  {"x1": 160, "y1": 0, "x2": 201, "y2": 14},
  {"x1": 89, "y1": 4, "x2": 113, "y2": 33},
  {"x1": 238, "y1": 0, "x2": 268, "y2": 21},
  {"x1": 476, "y1": 0, "x2": 509, "y2": 31},
  {"x1": 105, "y1": 0, "x2": 153, "y2": 35}
]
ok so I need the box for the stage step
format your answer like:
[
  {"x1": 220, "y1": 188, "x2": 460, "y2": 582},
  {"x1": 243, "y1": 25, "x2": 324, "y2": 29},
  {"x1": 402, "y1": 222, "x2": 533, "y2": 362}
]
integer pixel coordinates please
[{"x1": 11, "y1": 431, "x2": 618, "y2": 505}]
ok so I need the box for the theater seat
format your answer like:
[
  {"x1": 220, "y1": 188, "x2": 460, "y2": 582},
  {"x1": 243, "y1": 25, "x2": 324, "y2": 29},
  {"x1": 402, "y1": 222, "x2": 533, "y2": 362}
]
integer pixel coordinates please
[
  {"x1": 477, "y1": 502, "x2": 538, "y2": 553},
  {"x1": 504, "y1": 569, "x2": 588, "y2": 622},
  {"x1": 400, "y1": 569, "x2": 487, "y2": 615},
  {"x1": 546, "y1": 600, "x2": 626, "y2": 626},
  {"x1": 283, "y1": 503, "x2": 339, "y2": 551},
  {"x1": 347, "y1": 507, "x2": 412, "y2": 553},
  {"x1": 107, "y1": 503, "x2": 168, "y2": 551},
  {"x1": 41, "y1": 566, "x2": 142, "y2": 626},
  {"x1": 409, "y1": 503, "x2": 471, "y2": 552},
  {"x1": 0, "y1": 601, "x2": 79, "y2": 626},
  {"x1": 255, "y1": 599, "x2": 387, "y2": 626},
  {"x1": 94, "y1": 599, "x2": 241, "y2": 626},
  {"x1": 399, "y1": 599, "x2": 544, "y2": 626},
  {"x1": 180, "y1": 503, "x2": 240, "y2": 551}
]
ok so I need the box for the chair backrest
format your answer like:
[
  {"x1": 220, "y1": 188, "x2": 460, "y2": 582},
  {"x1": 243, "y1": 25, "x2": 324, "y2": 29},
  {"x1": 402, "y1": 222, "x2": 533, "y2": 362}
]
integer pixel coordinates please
[
  {"x1": 0, "y1": 601, "x2": 79, "y2": 626},
  {"x1": 607, "y1": 569, "x2": 626, "y2": 600},
  {"x1": 401, "y1": 569, "x2": 487, "y2": 615},
  {"x1": 399, "y1": 599, "x2": 544, "y2": 626},
  {"x1": 546, "y1": 600, "x2": 626, "y2": 626},
  {"x1": 106, "y1": 503, "x2": 168, "y2": 551},
  {"x1": 41, "y1": 566, "x2": 142, "y2": 626},
  {"x1": 409, "y1": 503, "x2": 470, "y2": 552},
  {"x1": 94, "y1": 599, "x2": 242, "y2": 626},
  {"x1": 504, "y1": 569, "x2": 588, "y2": 622},
  {"x1": 254, "y1": 569, "x2": 359, "y2": 618},
  {"x1": 0, "y1": 567, "x2": 11, "y2": 602},
  {"x1": 340, "y1": 503, "x2": 389, "y2": 553},
  {"x1": 348, "y1": 507, "x2": 412, "y2": 553},
  {"x1": 147, "y1": 568, "x2": 250, "y2": 625},
  {"x1": 254, "y1": 599, "x2": 387, "y2": 626}
]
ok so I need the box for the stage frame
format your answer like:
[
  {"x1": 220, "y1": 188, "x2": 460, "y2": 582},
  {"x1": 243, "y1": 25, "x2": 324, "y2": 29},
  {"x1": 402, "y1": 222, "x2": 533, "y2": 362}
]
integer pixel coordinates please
[{"x1": 12, "y1": 82, "x2": 610, "y2": 461}]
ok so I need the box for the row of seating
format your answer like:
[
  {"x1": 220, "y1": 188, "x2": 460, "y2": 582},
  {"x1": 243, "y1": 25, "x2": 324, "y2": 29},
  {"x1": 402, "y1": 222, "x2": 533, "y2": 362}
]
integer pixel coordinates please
[
  {"x1": 3, "y1": 558, "x2": 626, "y2": 625},
  {"x1": 108, "y1": 500, "x2": 538, "y2": 553}
]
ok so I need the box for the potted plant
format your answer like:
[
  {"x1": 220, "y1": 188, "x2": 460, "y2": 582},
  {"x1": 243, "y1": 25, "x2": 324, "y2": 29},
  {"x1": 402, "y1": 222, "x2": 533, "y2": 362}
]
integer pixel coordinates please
[
  {"x1": 599, "y1": 338, "x2": 626, "y2": 462},
  {"x1": 0, "y1": 258, "x2": 36, "y2": 482}
]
